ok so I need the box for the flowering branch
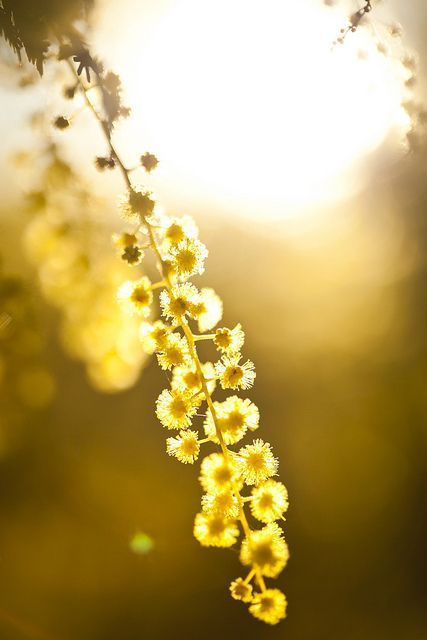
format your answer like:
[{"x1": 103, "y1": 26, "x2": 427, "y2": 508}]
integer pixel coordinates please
[
  {"x1": 333, "y1": 0, "x2": 373, "y2": 45},
  {"x1": 58, "y1": 43, "x2": 290, "y2": 625}
]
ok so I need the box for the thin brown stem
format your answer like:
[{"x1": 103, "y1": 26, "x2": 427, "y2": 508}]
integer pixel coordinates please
[{"x1": 64, "y1": 54, "x2": 265, "y2": 590}]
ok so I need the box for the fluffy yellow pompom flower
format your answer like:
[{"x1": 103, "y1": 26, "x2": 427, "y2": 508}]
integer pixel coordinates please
[
  {"x1": 59, "y1": 51, "x2": 293, "y2": 621},
  {"x1": 214, "y1": 324, "x2": 245, "y2": 355},
  {"x1": 240, "y1": 523, "x2": 289, "y2": 578},
  {"x1": 171, "y1": 361, "x2": 216, "y2": 394},
  {"x1": 139, "y1": 320, "x2": 170, "y2": 354},
  {"x1": 199, "y1": 452, "x2": 242, "y2": 494},
  {"x1": 236, "y1": 439, "x2": 278, "y2": 485},
  {"x1": 160, "y1": 283, "x2": 200, "y2": 321},
  {"x1": 201, "y1": 489, "x2": 240, "y2": 518},
  {"x1": 230, "y1": 578, "x2": 253, "y2": 603},
  {"x1": 166, "y1": 429, "x2": 200, "y2": 463},
  {"x1": 169, "y1": 237, "x2": 208, "y2": 279},
  {"x1": 249, "y1": 589, "x2": 287, "y2": 625},
  {"x1": 156, "y1": 388, "x2": 201, "y2": 430},
  {"x1": 250, "y1": 480, "x2": 289, "y2": 523},
  {"x1": 162, "y1": 215, "x2": 198, "y2": 246},
  {"x1": 215, "y1": 354, "x2": 256, "y2": 390},
  {"x1": 193, "y1": 287, "x2": 223, "y2": 332},
  {"x1": 117, "y1": 276, "x2": 152, "y2": 317},
  {"x1": 157, "y1": 333, "x2": 191, "y2": 370},
  {"x1": 204, "y1": 396, "x2": 260, "y2": 445},
  {"x1": 194, "y1": 512, "x2": 239, "y2": 547}
]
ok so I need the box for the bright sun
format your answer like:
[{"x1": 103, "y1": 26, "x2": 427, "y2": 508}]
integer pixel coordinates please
[{"x1": 97, "y1": 0, "x2": 409, "y2": 218}]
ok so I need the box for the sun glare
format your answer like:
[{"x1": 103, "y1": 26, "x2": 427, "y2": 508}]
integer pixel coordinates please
[{"x1": 97, "y1": 0, "x2": 409, "y2": 218}]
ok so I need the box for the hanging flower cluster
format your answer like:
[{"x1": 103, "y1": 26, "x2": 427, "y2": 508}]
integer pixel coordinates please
[
  {"x1": 50, "y1": 32, "x2": 290, "y2": 624},
  {"x1": 11, "y1": 6, "x2": 426, "y2": 624},
  {"x1": 117, "y1": 196, "x2": 290, "y2": 624}
]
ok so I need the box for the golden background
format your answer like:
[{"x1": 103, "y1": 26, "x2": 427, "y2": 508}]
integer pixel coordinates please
[{"x1": 0, "y1": 1, "x2": 426, "y2": 638}]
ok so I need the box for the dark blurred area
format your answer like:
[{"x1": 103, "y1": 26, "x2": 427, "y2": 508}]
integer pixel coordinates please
[
  {"x1": 0, "y1": 2, "x2": 427, "y2": 640},
  {"x1": 0, "y1": 0, "x2": 92, "y2": 73}
]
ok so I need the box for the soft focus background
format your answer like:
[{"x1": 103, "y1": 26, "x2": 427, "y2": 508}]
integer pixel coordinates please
[{"x1": 0, "y1": 1, "x2": 426, "y2": 639}]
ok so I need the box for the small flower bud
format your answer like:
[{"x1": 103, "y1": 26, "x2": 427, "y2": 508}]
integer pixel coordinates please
[
  {"x1": 122, "y1": 245, "x2": 143, "y2": 265},
  {"x1": 54, "y1": 116, "x2": 70, "y2": 130},
  {"x1": 128, "y1": 190, "x2": 155, "y2": 218},
  {"x1": 64, "y1": 85, "x2": 77, "y2": 99},
  {"x1": 140, "y1": 152, "x2": 159, "y2": 172},
  {"x1": 95, "y1": 156, "x2": 115, "y2": 170}
]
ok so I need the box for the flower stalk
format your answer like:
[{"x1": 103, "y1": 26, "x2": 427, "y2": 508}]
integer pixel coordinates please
[{"x1": 60, "y1": 45, "x2": 290, "y2": 625}]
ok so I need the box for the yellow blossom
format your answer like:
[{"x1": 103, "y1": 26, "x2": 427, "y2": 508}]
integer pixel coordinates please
[
  {"x1": 214, "y1": 324, "x2": 245, "y2": 355},
  {"x1": 250, "y1": 480, "x2": 289, "y2": 523},
  {"x1": 50, "y1": 50, "x2": 292, "y2": 623},
  {"x1": 215, "y1": 354, "x2": 256, "y2": 390},
  {"x1": 194, "y1": 512, "x2": 239, "y2": 547},
  {"x1": 117, "y1": 276, "x2": 152, "y2": 317},
  {"x1": 157, "y1": 333, "x2": 191, "y2": 370},
  {"x1": 193, "y1": 287, "x2": 223, "y2": 332},
  {"x1": 166, "y1": 429, "x2": 200, "y2": 463},
  {"x1": 249, "y1": 589, "x2": 287, "y2": 625},
  {"x1": 230, "y1": 578, "x2": 253, "y2": 603},
  {"x1": 160, "y1": 283, "x2": 200, "y2": 321},
  {"x1": 139, "y1": 320, "x2": 170, "y2": 354},
  {"x1": 201, "y1": 489, "x2": 239, "y2": 518},
  {"x1": 172, "y1": 361, "x2": 216, "y2": 394},
  {"x1": 169, "y1": 237, "x2": 208, "y2": 279},
  {"x1": 236, "y1": 439, "x2": 278, "y2": 485},
  {"x1": 204, "y1": 396, "x2": 259, "y2": 445},
  {"x1": 240, "y1": 523, "x2": 289, "y2": 578},
  {"x1": 156, "y1": 388, "x2": 201, "y2": 430},
  {"x1": 162, "y1": 215, "x2": 198, "y2": 246},
  {"x1": 199, "y1": 452, "x2": 242, "y2": 494}
]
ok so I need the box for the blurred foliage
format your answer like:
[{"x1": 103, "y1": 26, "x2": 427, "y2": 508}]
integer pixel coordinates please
[
  {"x1": 0, "y1": 257, "x2": 54, "y2": 455},
  {"x1": 0, "y1": 0, "x2": 93, "y2": 73},
  {"x1": 20, "y1": 141, "x2": 149, "y2": 392}
]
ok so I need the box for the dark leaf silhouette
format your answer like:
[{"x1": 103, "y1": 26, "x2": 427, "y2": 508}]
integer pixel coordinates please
[
  {"x1": 0, "y1": 0, "x2": 93, "y2": 74},
  {"x1": 72, "y1": 47, "x2": 101, "y2": 82}
]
